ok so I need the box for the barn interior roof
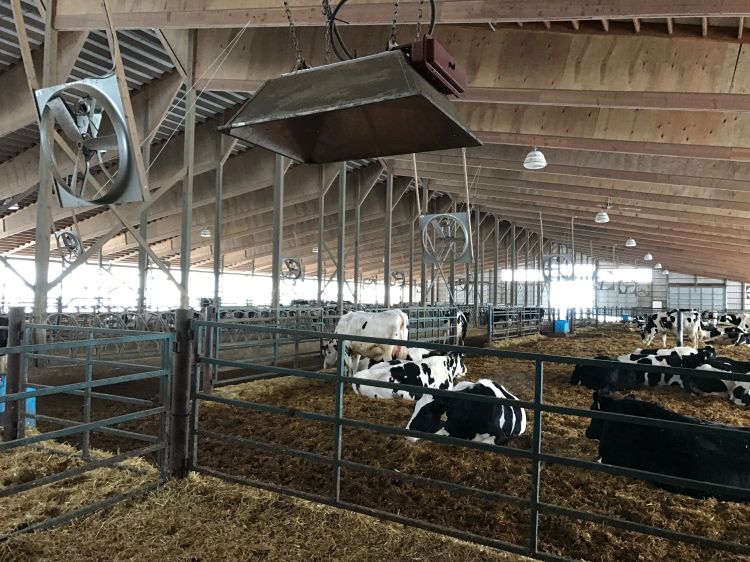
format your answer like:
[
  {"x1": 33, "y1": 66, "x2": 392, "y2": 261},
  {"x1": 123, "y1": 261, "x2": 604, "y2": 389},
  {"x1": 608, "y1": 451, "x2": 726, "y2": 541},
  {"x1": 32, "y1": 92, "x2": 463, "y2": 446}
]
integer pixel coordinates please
[{"x1": 1, "y1": 0, "x2": 750, "y2": 283}]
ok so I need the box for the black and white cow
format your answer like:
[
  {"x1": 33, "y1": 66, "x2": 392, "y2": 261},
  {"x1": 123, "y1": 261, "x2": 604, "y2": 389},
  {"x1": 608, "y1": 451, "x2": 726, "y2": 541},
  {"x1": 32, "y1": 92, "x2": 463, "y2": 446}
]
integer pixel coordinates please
[
  {"x1": 705, "y1": 356, "x2": 750, "y2": 406},
  {"x1": 571, "y1": 347, "x2": 716, "y2": 392},
  {"x1": 585, "y1": 392, "x2": 750, "y2": 501},
  {"x1": 405, "y1": 379, "x2": 527, "y2": 445},
  {"x1": 456, "y1": 310, "x2": 469, "y2": 346},
  {"x1": 354, "y1": 346, "x2": 445, "y2": 372},
  {"x1": 640, "y1": 309, "x2": 701, "y2": 347},
  {"x1": 570, "y1": 356, "x2": 647, "y2": 391},
  {"x1": 321, "y1": 309, "x2": 409, "y2": 374},
  {"x1": 718, "y1": 313, "x2": 750, "y2": 333},
  {"x1": 700, "y1": 323, "x2": 750, "y2": 346},
  {"x1": 351, "y1": 353, "x2": 466, "y2": 400}
]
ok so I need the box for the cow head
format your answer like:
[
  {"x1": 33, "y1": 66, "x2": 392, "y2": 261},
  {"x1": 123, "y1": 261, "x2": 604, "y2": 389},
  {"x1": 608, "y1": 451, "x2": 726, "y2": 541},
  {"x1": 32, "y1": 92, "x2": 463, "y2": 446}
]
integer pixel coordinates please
[
  {"x1": 445, "y1": 352, "x2": 467, "y2": 379},
  {"x1": 640, "y1": 316, "x2": 658, "y2": 345},
  {"x1": 585, "y1": 390, "x2": 610, "y2": 440},
  {"x1": 321, "y1": 339, "x2": 338, "y2": 368}
]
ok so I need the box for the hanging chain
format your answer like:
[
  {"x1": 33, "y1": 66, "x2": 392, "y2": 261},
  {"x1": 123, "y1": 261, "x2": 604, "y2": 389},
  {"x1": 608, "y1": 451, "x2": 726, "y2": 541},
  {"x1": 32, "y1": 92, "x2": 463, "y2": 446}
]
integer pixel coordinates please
[
  {"x1": 415, "y1": 0, "x2": 425, "y2": 39},
  {"x1": 283, "y1": 0, "x2": 308, "y2": 70},
  {"x1": 388, "y1": 0, "x2": 400, "y2": 49},
  {"x1": 321, "y1": 0, "x2": 332, "y2": 63}
]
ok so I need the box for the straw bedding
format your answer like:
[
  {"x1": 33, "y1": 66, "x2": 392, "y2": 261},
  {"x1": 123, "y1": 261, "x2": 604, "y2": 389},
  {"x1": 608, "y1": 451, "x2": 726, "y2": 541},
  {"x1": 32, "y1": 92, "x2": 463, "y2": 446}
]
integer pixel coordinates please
[
  {"x1": 193, "y1": 326, "x2": 750, "y2": 562},
  {"x1": 5, "y1": 326, "x2": 750, "y2": 561}
]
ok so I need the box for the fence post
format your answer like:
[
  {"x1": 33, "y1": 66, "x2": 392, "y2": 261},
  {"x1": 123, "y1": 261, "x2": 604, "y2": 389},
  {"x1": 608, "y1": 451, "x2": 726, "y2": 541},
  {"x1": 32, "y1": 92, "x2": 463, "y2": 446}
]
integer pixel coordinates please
[
  {"x1": 676, "y1": 311, "x2": 684, "y2": 347},
  {"x1": 170, "y1": 308, "x2": 193, "y2": 478},
  {"x1": 3, "y1": 307, "x2": 25, "y2": 442},
  {"x1": 201, "y1": 305, "x2": 215, "y2": 393},
  {"x1": 487, "y1": 305, "x2": 493, "y2": 342}
]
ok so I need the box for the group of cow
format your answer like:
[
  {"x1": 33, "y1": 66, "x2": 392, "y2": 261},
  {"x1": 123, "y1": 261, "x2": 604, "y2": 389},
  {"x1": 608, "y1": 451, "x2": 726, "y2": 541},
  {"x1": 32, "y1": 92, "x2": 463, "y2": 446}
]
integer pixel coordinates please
[
  {"x1": 571, "y1": 343, "x2": 750, "y2": 500},
  {"x1": 634, "y1": 309, "x2": 750, "y2": 348},
  {"x1": 320, "y1": 308, "x2": 528, "y2": 446},
  {"x1": 320, "y1": 307, "x2": 750, "y2": 501}
]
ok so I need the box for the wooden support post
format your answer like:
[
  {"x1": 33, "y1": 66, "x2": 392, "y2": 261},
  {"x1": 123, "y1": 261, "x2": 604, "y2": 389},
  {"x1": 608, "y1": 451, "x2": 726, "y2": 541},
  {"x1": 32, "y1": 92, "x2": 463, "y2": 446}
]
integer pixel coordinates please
[
  {"x1": 169, "y1": 308, "x2": 192, "y2": 478},
  {"x1": 2, "y1": 307, "x2": 25, "y2": 442}
]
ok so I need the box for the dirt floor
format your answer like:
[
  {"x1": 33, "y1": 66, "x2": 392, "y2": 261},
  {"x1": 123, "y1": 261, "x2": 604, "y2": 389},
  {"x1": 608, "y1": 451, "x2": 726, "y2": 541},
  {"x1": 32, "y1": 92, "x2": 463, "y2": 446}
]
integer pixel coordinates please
[{"x1": 5, "y1": 325, "x2": 750, "y2": 562}]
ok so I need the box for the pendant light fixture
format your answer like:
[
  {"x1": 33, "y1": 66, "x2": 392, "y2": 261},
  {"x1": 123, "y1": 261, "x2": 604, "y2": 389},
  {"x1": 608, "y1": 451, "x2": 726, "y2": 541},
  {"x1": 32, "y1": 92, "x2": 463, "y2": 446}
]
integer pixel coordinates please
[
  {"x1": 654, "y1": 263, "x2": 662, "y2": 269},
  {"x1": 523, "y1": 147, "x2": 547, "y2": 170},
  {"x1": 594, "y1": 209, "x2": 610, "y2": 224},
  {"x1": 200, "y1": 227, "x2": 211, "y2": 239},
  {"x1": 662, "y1": 269, "x2": 670, "y2": 275},
  {"x1": 643, "y1": 252, "x2": 653, "y2": 261},
  {"x1": 625, "y1": 237, "x2": 636, "y2": 248}
]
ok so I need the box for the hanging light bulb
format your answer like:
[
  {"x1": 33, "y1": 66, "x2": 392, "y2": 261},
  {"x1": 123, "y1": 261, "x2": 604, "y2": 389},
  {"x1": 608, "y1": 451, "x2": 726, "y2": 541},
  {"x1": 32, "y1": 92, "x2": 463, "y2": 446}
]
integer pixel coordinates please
[
  {"x1": 653, "y1": 263, "x2": 662, "y2": 269},
  {"x1": 594, "y1": 209, "x2": 609, "y2": 224},
  {"x1": 643, "y1": 252, "x2": 653, "y2": 261},
  {"x1": 200, "y1": 227, "x2": 211, "y2": 239},
  {"x1": 523, "y1": 147, "x2": 547, "y2": 170},
  {"x1": 662, "y1": 269, "x2": 670, "y2": 275},
  {"x1": 625, "y1": 237, "x2": 636, "y2": 248},
  {"x1": 312, "y1": 245, "x2": 319, "y2": 254},
  {"x1": 8, "y1": 202, "x2": 19, "y2": 211}
]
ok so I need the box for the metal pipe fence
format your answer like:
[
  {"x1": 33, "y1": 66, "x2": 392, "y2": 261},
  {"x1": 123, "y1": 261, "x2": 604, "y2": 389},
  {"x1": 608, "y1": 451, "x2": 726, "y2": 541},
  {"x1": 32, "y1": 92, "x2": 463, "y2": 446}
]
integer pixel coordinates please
[
  {"x1": 487, "y1": 305, "x2": 543, "y2": 341},
  {"x1": 0, "y1": 311, "x2": 173, "y2": 540},
  {"x1": 189, "y1": 320, "x2": 750, "y2": 561}
]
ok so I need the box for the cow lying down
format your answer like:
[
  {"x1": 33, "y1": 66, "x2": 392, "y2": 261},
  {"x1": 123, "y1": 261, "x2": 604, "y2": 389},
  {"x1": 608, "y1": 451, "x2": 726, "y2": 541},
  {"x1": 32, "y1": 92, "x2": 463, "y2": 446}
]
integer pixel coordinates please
[
  {"x1": 405, "y1": 379, "x2": 526, "y2": 445},
  {"x1": 570, "y1": 345, "x2": 750, "y2": 406},
  {"x1": 351, "y1": 352, "x2": 466, "y2": 400},
  {"x1": 570, "y1": 346, "x2": 716, "y2": 392},
  {"x1": 586, "y1": 392, "x2": 750, "y2": 501}
]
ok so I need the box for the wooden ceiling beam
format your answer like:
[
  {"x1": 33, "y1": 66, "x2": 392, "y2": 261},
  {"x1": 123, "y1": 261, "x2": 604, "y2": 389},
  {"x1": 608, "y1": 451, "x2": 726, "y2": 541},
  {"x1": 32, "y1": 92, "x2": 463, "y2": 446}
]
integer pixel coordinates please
[{"x1": 54, "y1": 1, "x2": 750, "y2": 30}]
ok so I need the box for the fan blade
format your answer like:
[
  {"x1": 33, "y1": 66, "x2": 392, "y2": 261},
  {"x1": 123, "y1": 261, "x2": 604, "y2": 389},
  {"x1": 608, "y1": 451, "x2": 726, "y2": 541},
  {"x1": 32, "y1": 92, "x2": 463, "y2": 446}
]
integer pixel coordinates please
[
  {"x1": 82, "y1": 134, "x2": 118, "y2": 151},
  {"x1": 48, "y1": 97, "x2": 84, "y2": 143}
]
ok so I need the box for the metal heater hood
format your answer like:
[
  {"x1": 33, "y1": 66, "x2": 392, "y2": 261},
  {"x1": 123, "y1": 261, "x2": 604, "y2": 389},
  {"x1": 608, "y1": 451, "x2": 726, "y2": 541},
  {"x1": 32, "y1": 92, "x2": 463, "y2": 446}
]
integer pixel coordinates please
[{"x1": 218, "y1": 50, "x2": 482, "y2": 164}]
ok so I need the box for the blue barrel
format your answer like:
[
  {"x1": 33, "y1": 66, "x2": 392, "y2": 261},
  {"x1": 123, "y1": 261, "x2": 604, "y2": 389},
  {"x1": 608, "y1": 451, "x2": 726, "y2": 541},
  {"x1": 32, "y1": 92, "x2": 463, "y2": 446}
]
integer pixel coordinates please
[
  {"x1": 622, "y1": 314, "x2": 631, "y2": 321},
  {"x1": 0, "y1": 375, "x2": 37, "y2": 427},
  {"x1": 554, "y1": 320, "x2": 569, "y2": 334}
]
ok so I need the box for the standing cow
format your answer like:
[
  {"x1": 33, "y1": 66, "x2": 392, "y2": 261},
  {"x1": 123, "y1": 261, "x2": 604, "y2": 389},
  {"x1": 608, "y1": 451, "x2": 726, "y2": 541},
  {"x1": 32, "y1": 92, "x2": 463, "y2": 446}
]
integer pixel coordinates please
[
  {"x1": 321, "y1": 309, "x2": 409, "y2": 375},
  {"x1": 640, "y1": 309, "x2": 701, "y2": 347}
]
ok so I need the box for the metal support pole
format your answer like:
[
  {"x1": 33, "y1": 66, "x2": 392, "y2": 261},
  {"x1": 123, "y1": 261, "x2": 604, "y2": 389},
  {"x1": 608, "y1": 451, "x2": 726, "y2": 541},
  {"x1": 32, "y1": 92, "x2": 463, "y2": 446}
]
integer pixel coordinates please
[
  {"x1": 408, "y1": 202, "x2": 415, "y2": 305},
  {"x1": 137, "y1": 143, "x2": 150, "y2": 313},
  {"x1": 317, "y1": 168, "x2": 325, "y2": 305},
  {"x1": 449, "y1": 200, "x2": 457, "y2": 306},
  {"x1": 384, "y1": 173, "x2": 393, "y2": 307},
  {"x1": 33, "y1": 8, "x2": 58, "y2": 326},
  {"x1": 473, "y1": 207, "x2": 480, "y2": 323},
  {"x1": 179, "y1": 30, "x2": 197, "y2": 309},
  {"x1": 511, "y1": 225, "x2": 517, "y2": 307},
  {"x1": 271, "y1": 155, "x2": 285, "y2": 319},
  {"x1": 524, "y1": 230, "x2": 529, "y2": 311},
  {"x1": 676, "y1": 310, "x2": 684, "y2": 346},
  {"x1": 2, "y1": 307, "x2": 24, "y2": 442},
  {"x1": 479, "y1": 226, "x2": 485, "y2": 307},
  {"x1": 169, "y1": 308, "x2": 192, "y2": 478},
  {"x1": 430, "y1": 264, "x2": 436, "y2": 304},
  {"x1": 420, "y1": 185, "x2": 428, "y2": 306},
  {"x1": 529, "y1": 359, "x2": 545, "y2": 555},
  {"x1": 337, "y1": 162, "x2": 347, "y2": 316},
  {"x1": 213, "y1": 139, "x2": 224, "y2": 306},
  {"x1": 354, "y1": 174, "x2": 361, "y2": 306},
  {"x1": 493, "y1": 216, "x2": 499, "y2": 307}
]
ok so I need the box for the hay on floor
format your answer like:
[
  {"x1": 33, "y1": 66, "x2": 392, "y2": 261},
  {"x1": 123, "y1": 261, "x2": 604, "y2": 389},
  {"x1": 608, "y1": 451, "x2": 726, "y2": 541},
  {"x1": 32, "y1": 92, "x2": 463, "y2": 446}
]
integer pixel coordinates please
[
  {"x1": 0, "y1": 438, "x2": 155, "y2": 537},
  {"x1": 0, "y1": 472, "x2": 531, "y2": 562}
]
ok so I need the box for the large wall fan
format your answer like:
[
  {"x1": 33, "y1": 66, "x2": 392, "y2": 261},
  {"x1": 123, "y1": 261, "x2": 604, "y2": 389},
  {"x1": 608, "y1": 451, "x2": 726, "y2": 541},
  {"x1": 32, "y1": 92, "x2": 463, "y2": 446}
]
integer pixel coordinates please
[
  {"x1": 390, "y1": 271, "x2": 405, "y2": 287},
  {"x1": 419, "y1": 212, "x2": 473, "y2": 265},
  {"x1": 55, "y1": 231, "x2": 83, "y2": 264},
  {"x1": 281, "y1": 258, "x2": 303, "y2": 281},
  {"x1": 34, "y1": 74, "x2": 144, "y2": 208}
]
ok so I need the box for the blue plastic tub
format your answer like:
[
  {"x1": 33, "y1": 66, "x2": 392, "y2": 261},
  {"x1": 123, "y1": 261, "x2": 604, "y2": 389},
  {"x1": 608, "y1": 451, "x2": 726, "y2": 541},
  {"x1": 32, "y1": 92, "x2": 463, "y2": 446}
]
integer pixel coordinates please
[
  {"x1": 0, "y1": 375, "x2": 36, "y2": 427},
  {"x1": 622, "y1": 314, "x2": 631, "y2": 321},
  {"x1": 554, "y1": 320, "x2": 569, "y2": 334}
]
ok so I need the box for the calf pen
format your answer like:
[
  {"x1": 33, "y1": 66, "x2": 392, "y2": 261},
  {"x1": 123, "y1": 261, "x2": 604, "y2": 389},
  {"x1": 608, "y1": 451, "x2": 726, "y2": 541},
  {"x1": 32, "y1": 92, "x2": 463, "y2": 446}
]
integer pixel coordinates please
[
  {"x1": 1, "y1": 308, "x2": 173, "y2": 538},
  {"x1": 189, "y1": 319, "x2": 750, "y2": 562}
]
